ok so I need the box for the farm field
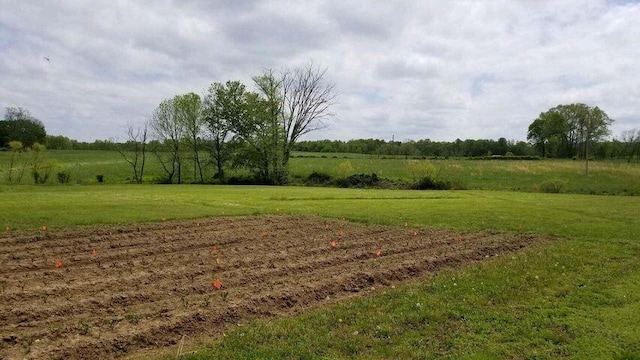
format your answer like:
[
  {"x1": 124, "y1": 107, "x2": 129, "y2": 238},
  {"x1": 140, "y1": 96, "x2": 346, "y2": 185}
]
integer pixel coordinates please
[
  {"x1": 0, "y1": 215, "x2": 549, "y2": 359},
  {"x1": 0, "y1": 185, "x2": 639, "y2": 359}
]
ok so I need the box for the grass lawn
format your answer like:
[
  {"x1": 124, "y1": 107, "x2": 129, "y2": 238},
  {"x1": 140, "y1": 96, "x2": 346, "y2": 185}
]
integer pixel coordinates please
[{"x1": 1, "y1": 184, "x2": 639, "y2": 358}]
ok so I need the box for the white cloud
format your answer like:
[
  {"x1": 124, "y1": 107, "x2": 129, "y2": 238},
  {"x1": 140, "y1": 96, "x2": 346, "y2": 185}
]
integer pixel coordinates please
[{"x1": 1, "y1": 0, "x2": 639, "y2": 142}]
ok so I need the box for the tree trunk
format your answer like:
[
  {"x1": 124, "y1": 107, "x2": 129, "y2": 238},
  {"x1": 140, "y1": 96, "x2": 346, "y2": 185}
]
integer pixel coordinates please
[{"x1": 584, "y1": 140, "x2": 589, "y2": 176}]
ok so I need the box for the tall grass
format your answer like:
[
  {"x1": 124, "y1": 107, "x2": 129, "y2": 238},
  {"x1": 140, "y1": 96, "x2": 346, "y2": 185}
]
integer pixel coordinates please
[{"x1": 1, "y1": 150, "x2": 639, "y2": 194}]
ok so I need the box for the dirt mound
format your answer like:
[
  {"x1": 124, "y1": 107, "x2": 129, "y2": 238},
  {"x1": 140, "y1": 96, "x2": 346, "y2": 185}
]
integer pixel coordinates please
[{"x1": 0, "y1": 215, "x2": 550, "y2": 359}]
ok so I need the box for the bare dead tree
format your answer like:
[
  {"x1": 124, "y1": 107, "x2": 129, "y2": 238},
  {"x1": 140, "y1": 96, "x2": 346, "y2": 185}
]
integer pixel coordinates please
[
  {"x1": 118, "y1": 121, "x2": 149, "y2": 184},
  {"x1": 150, "y1": 98, "x2": 184, "y2": 184},
  {"x1": 621, "y1": 128, "x2": 640, "y2": 162},
  {"x1": 251, "y1": 64, "x2": 336, "y2": 184},
  {"x1": 280, "y1": 64, "x2": 337, "y2": 169}
]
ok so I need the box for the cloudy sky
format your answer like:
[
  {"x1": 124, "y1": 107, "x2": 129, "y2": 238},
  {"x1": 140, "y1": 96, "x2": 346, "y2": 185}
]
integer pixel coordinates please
[{"x1": 1, "y1": 1, "x2": 639, "y2": 143}]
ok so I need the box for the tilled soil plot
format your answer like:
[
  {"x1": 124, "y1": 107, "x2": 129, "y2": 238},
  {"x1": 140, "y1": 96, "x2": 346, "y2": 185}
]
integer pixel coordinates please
[{"x1": 0, "y1": 215, "x2": 551, "y2": 359}]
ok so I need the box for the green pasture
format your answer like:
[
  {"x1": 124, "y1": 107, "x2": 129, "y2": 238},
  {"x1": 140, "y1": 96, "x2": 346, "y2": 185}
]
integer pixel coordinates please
[
  {"x1": 1, "y1": 185, "x2": 639, "y2": 359},
  {"x1": 1, "y1": 150, "x2": 639, "y2": 195}
]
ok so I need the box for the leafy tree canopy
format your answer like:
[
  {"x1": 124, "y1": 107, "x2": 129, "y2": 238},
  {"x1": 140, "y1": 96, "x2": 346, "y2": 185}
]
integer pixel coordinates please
[{"x1": 0, "y1": 107, "x2": 47, "y2": 148}]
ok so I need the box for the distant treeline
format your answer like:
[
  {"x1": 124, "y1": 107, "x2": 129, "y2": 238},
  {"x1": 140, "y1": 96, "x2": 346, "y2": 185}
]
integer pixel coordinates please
[
  {"x1": 293, "y1": 138, "x2": 530, "y2": 157},
  {"x1": 293, "y1": 138, "x2": 637, "y2": 160},
  {"x1": 44, "y1": 135, "x2": 638, "y2": 161}
]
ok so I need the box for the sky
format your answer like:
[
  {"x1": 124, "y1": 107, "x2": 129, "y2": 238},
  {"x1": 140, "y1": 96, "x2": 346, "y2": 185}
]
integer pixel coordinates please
[{"x1": 1, "y1": 0, "x2": 639, "y2": 143}]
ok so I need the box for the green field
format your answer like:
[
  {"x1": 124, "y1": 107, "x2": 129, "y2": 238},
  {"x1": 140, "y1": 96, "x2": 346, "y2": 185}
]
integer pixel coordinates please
[
  {"x1": 1, "y1": 184, "x2": 639, "y2": 359},
  {"x1": 2, "y1": 150, "x2": 640, "y2": 195}
]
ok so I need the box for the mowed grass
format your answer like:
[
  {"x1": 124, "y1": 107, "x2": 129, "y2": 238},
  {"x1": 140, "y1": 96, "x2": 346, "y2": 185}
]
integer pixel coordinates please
[
  {"x1": 1, "y1": 150, "x2": 640, "y2": 195},
  {"x1": 1, "y1": 185, "x2": 639, "y2": 359}
]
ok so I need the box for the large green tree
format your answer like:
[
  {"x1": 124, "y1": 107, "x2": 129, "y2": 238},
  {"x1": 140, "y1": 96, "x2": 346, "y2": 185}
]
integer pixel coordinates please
[
  {"x1": 0, "y1": 107, "x2": 46, "y2": 148},
  {"x1": 528, "y1": 103, "x2": 613, "y2": 174},
  {"x1": 574, "y1": 104, "x2": 613, "y2": 175},
  {"x1": 527, "y1": 110, "x2": 565, "y2": 157},
  {"x1": 202, "y1": 81, "x2": 248, "y2": 183},
  {"x1": 174, "y1": 93, "x2": 205, "y2": 183},
  {"x1": 253, "y1": 70, "x2": 285, "y2": 183}
]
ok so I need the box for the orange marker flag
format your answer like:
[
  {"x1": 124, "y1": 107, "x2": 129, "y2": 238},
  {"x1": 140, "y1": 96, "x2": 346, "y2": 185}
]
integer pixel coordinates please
[
  {"x1": 211, "y1": 246, "x2": 217, "y2": 253},
  {"x1": 260, "y1": 231, "x2": 267, "y2": 237},
  {"x1": 213, "y1": 279, "x2": 222, "y2": 289},
  {"x1": 376, "y1": 249, "x2": 382, "y2": 257},
  {"x1": 413, "y1": 230, "x2": 418, "y2": 236},
  {"x1": 330, "y1": 240, "x2": 337, "y2": 248},
  {"x1": 92, "y1": 248, "x2": 97, "y2": 257},
  {"x1": 55, "y1": 259, "x2": 63, "y2": 268},
  {"x1": 42, "y1": 224, "x2": 47, "y2": 232}
]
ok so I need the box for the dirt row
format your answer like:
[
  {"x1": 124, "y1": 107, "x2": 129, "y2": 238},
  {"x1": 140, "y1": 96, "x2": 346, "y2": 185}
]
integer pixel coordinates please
[{"x1": 0, "y1": 215, "x2": 551, "y2": 359}]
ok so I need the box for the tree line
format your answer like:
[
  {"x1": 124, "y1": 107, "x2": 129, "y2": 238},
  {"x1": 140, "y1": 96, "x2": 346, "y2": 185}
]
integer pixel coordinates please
[
  {"x1": 121, "y1": 64, "x2": 336, "y2": 184},
  {"x1": 293, "y1": 138, "x2": 533, "y2": 158},
  {"x1": 4, "y1": 87, "x2": 640, "y2": 185}
]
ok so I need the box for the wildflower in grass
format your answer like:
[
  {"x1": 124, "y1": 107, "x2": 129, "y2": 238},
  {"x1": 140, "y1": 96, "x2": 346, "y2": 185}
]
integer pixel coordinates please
[
  {"x1": 92, "y1": 248, "x2": 96, "y2": 256},
  {"x1": 376, "y1": 249, "x2": 382, "y2": 257},
  {"x1": 413, "y1": 230, "x2": 418, "y2": 236},
  {"x1": 260, "y1": 231, "x2": 267, "y2": 237},
  {"x1": 404, "y1": 222, "x2": 408, "y2": 227},
  {"x1": 42, "y1": 224, "x2": 47, "y2": 232},
  {"x1": 330, "y1": 240, "x2": 337, "y2": 248},
  {"x1": 211, "y1": 246, "x2": 217, "y2": 253},
  {"x1": 213, "y1": 279, "x2": 222, "y2": 289},
  {"x1": 55, "y1": 259, "x2": 63, "y2": 268}
]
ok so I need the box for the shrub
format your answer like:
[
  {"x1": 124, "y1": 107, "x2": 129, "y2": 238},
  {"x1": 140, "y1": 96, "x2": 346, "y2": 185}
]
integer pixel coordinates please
[
  {"x1": 412, "y1": 175, "x2": 452, "y2": 190},
  {"x1": 57, "y1": 171, "x2": 70, "y2": 184},
  {"x1": 32, "y1": 170, "x2": 50, "y2": 184},
  {"x1": 539, "y1": 179, "x2": 566, "y2": 193},
  {"x1": 32, "y1": 164, "x2": 53, "y2": 184},
  {"x1": 306, "y1": 171, "x2": 332, "y2": 186},
  {"x1": 335, "y1": 173, "x2": 380, "y2": 188}
]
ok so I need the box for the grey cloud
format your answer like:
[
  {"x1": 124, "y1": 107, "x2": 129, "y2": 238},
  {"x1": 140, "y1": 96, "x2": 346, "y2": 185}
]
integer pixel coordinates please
[{"x1": 1, "y1": 0, "x2": 639, "y2": 142}]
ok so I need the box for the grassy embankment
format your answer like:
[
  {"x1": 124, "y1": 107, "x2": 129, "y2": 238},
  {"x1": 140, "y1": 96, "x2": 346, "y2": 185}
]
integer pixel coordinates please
[{"x1": 1, "y1": 185, "x2": 639, "y2": 359}]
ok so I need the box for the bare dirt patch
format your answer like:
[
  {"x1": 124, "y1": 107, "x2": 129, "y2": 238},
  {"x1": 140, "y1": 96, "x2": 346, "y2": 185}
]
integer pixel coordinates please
[{"x1": 0, "y1": 215, "x2": 551, "y2": 359}]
